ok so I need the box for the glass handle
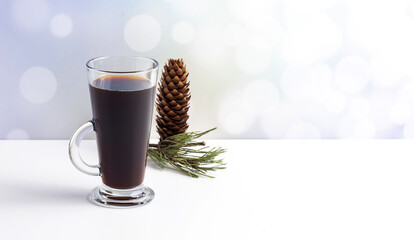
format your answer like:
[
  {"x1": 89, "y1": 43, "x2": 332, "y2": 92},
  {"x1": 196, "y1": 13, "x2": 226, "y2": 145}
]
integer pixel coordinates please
[{"x1": 68, "y1": 121, "x2": 100, "y2": 176}]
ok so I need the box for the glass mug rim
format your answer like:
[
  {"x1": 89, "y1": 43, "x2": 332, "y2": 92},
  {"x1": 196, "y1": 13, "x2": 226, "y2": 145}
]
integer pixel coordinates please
[{"x1": 86, "y1": 55, "x2": 159, "y2": 74}]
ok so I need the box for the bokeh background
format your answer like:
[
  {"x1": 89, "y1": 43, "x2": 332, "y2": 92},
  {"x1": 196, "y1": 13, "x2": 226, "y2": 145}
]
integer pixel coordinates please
[{"x1": 2, "y1": 0, "x2": 414, "y2": 139}]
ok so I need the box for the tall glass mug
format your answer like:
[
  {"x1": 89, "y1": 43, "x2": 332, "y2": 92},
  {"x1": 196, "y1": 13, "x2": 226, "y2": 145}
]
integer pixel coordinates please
[{"x1": 69, "y1": 56, "x2": 158, "y2": 208}]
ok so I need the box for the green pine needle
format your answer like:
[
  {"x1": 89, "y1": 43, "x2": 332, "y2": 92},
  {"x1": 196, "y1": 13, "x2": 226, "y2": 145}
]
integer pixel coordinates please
[{"x1": 148, "y1": 128, "x2": 226, "y2": 178}]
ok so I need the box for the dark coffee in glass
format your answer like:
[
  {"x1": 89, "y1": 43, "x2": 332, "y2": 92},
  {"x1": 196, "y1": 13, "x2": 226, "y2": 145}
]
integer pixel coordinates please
[{"x1": 89, "y1": 75, "x2": 156, "y2": 189}]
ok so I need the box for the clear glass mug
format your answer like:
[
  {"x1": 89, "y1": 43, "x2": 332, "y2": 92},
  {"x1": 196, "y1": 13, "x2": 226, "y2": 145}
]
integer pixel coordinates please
[{"x1": 69, "y1": 56, "x2": 158, "y2": 208}]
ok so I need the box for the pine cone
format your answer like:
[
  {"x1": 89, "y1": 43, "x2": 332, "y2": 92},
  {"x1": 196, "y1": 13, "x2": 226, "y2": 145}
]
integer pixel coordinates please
[{"x1": 156, "y1": 59, "x2": 190, "y2": 141}]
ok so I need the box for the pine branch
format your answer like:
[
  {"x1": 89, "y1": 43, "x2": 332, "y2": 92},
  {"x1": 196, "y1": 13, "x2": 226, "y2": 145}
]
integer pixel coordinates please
[{"x1": 148, "y1": 128, "x2": 226, "y2": 178}]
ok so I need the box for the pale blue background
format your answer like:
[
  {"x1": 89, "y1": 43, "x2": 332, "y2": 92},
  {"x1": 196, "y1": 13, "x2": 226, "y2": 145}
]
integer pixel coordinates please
[{"x1": 2, "y1": 0, "x2": 414, "y2": 139}]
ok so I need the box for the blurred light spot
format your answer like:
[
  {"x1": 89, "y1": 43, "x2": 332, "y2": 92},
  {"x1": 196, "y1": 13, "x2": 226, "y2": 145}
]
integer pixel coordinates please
[
  {"x1": 309, "y1": 64, "x2": 333, "y2": 102},
  {"x1": 193, "y1": 24, "x2": 228, "y2": 66},
  {"x1": 260, "y1": 104, "x2": 299, "y2": 138},
  {"x1": 284, "y1": 0, "x2": 337, "y2": 10},
  {"x1": 228, "y1": 0, "x2": 276, "y2": 23},
  {"x1": 403, "y1": 56, "x2": 414, "y2": 80},
  {"x1": 124, "y1": 15, "x2": 161, "y2": 52},
  {"x1": 337, "y1": 117, "x2": 354, "y2": 138},
  {"x1": 354, "y1": 119, "x2": 376, "y2": 138},
  {"x1": 283, "y1": 10, "x2": 342, "y2": 65},
  {"x1": 171, "y1": 0, "x2": 210, "y2": 18},
  {"x1": 20, "y1": 67, "x2": 57, "y2": 104},
  {"x1": 337, "y1": 117, "x2": 376, "y2": 138},
  {"x1": 243, "y1": 80, "x2": 279, "y2": 117},
  {"x1": 370, "y1": 54, "x2": 403, "y2": 88},
  {"x1": 334, "y1": 56, "x2": 370, "y2": 93},
  {"x1": 348, "y1": 0, "x2": 408, "y2": 14},
  {"x1": 390, "y1": 100, "x2": 412, "y2": 125},
  {"x1": 348, "y1": 97, "x2": 370, "y2": 120},
  {"x1": 292, "y1": 101, "x2": 335, "y2": 136},
  {"x1": 223, "y1": 24, "x2": 244, "y2": 47},
  {"x1": 369, "y1": 90, "x2": 394, "y2": 129},
  {"x1": 12, "y1": 0, "x2": 49, "y2": 31},
  {"x1": 291, "y1": 64, "x2": 347, "y2": 114},
  {"x1": 403, "y1": 120, "x2": 414, "y2": 138},
  {"x1": 246, "y1": 14, "x2": 283, "y2": 51},
  {"x1": 172, "y1": 21, "x2": 194, "y2": 44},
  {"x1": 235, "y1": 46, "x2": 272, "y2": 75},
  {"x1": 397, "y1": 82, "x2": 414, "y2": 106},
  {"x1": 324, "y1": 91, "x2": 347, "y2": 114},
  {"x1": 50, "y1": 14, "x2": 73, "y2": 38},
  {"x1": 348, "y1": 2, "x2": 414, "y2": 63},
  {"x1": 218, "y1": 91, "x2": 254, "y2": 135},
  {"x1": 281, "y1": 66, "x2": 312, "y2": 98},
  {"x1": 285, "y1": 122, "x2": 321, "y2": 139},
  {"x1": 7, "y1": 129, "x2": 29, "y2": 140}
]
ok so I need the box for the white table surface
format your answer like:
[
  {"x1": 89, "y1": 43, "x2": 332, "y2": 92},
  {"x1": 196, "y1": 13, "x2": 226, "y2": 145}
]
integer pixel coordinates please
[{"x1": 0, "y1": 140, "x2": 413, "y2": 240}]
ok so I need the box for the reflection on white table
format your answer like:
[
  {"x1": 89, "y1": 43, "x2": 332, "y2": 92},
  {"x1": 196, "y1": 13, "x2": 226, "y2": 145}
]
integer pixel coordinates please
[{"x1": 0, "y1": 140, "x2": 413, "y2": 239}]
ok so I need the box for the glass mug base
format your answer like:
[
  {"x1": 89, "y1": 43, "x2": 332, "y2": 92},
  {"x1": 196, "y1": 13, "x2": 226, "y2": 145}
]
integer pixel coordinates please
[{"x1": 89, "y1": 184, "x2": 154, "y2": 208}]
